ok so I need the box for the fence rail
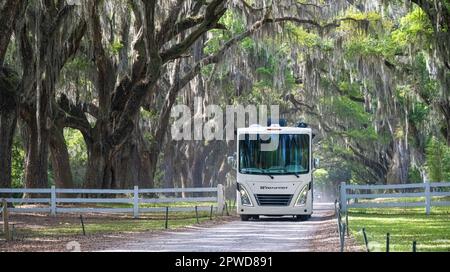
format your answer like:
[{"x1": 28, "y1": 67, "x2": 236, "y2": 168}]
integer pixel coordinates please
[
  {"x1": 0, "y1": 185, "x2": 225, "y2": 218},
  {"x1": 340, "y1": 182, "x2": 450, "y2": 214}
]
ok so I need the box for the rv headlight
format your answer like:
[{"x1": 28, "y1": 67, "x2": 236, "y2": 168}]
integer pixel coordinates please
[
  {"x1": 295, "y1": 184, "x2": 309, "y2": 206},
  {"x1": 239, "y1": 186, "x2": 253, "y2": 206}
]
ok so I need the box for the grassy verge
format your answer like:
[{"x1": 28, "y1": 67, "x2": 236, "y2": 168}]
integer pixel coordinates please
[
  {"x1": 348, "y1": 206, "x2": 450, "y2": 252},
  {"x1": 0, "y1": 202, "x2": 235, "y2": 242},
  {"x1": 27, "y1": 211, "x2": 215, "y2": 237},
  {"x1": 1, "y1": 201, "x2": 236, "y2": 241},
  {"x1": 355, "y1": 196, "x2": 450, "y2": 203}
]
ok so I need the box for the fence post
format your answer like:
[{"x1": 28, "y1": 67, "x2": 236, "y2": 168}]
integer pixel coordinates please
[
  {"x1": 2, "y1": 199, "x2": 11, "y2": 241},
  {"x1": 340, "y1": 182, "x2": 347, "y2": 212},
  {"x1": 217, "y1": 184, "x2": 225, "y2": 215},
  {"x1": 362, "y1": 228, "x2": 370, "y2": 252},
  {"x1": 80, "y1": 215, "x2": 86, "y2": 236},
  {"x1": 195, "y1": 206, "x2": 199, "y2": 224},
  {"x1": 345, "y1": 213, "x2": 349, "y2": 237},
  {"x1": 11, "y1": 224, "x2": 15, "y2": 241},
  {"x1": 425, "y1": 182, "x2": 431, "y2": 215},
  {"x1": 340, "y1": 223, "x2": 346, "y2": 252},
  {"x1": 51, "y1": 186, "x2": 56, "y2": 216},
  {"x1": 386, "y1": 233, "x2": 390, "y2": 252},
  {"x1": 225, "y1": 201, "x2": 229, "y2": 216},
  {"x1": 334, "y1": 199, "x2": 338, "y2": 216},
  {"x1": 133, "y1": 186, "x2": 139, "y2": 219},
  {"x1": 165, "y1": 206, "x2": 169, "y2": 229}
]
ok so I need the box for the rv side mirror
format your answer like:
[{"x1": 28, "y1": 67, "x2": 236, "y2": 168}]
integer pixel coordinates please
[
  {"x1": 314, "y1": 158, "x2": 320, "y2": 169},
  {"x1": 227, "y1": 153, "x2": 237, "y2": 170}
]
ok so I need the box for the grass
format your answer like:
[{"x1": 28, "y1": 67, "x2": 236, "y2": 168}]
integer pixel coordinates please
[
  {"x1": 2, "y1": 200, "x2": 237, "y2": 240},
  {"x1": 98, "y1": 201, "x2": 219, "y2": 208},
  {"x1": 355, "y1": 196, "x2": 450, "y2": 203},
  {"x1": 1, "y1": 200, "x2": 237, "y2": 251},
  {"x1": 28, "y1": 211, "x2": 215, "y2": 237},
  {"x1": 348, "y1": 206, "x2": 450, "y2": 252}
]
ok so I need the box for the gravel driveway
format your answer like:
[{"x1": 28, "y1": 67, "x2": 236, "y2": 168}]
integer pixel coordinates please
[{"x1": 103, "y1": 203, "x2": 346, "y2": 252}]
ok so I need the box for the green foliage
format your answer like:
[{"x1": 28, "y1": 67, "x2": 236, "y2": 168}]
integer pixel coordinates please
[
  {"x1": 395, "y1": 85, "x2": 429, "y2": 124},
  {"x1": 350, "y1": 207, "x2": 450, "y2": 252},
  {"x1": 344, "y1": 34, "x2": 399, "y2": 59},
  {"x1": 204, "y1": 10, "x2": 254, "y2": 55},
  {"x1": 409, "y1": 101, "x2": 429, "y2": 124},
  {"x1": 446, "y1": 0, "x2": 450, "y2": 13},
  {"x1": 391, "y1": 7, "x2": 433, "y2": 48},
  {"x1": 345, "y1": 127, "x2": 378, "y2": 142},
  {"x1": 320, "y1": 138, "x2": 384, "y2": 184},
  {"x1": 64, "y1": 128, "x2": 88, "y2": 186},
  {"x1": 408, "y1": 166, "x2": 422, "y2": 183},
  {"x1": 11, "y1": 136, "x2": 25, "y2": 188},
  {"x1": 338, "y1": 81, "x2": 364, "y2": 100},
  {"x1": 425, "y1": 137, "x2": 450, "y2": 182},
  {"x1": 65, "y1": 56, "x2": 91, "y2": 71},
  {"x1": 286, "y1": 23, "x2": 321, "y2": 48},
  {"x1": 109, "y1": 40, "x2": 124, "y2": 55},
  {"x1": 413, "y1": 52, "x2": 439, "y2": 101},
  {"x1": 323, "y1": 96, "x2": 371, "y2": 125},
  {"x1": 341, "y1": 10, "x2": 382, "y2": 22},
  {"x1": 344, "y1": 7, "x2": 432, "y2": 61}
]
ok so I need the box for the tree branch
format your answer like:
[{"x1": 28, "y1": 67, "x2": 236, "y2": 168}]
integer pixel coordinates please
[
  {"x1": 47, "y1": 5, "x2": 76, "y2": 36},
  {"x1": 61, "y1": 20, "x2": 87, "y2": 68},
  {"x1": 156, "y1": 0, "x2": 185, "y2": 45},
  {"x1": 160, "y1": 0, "x2": 226, "y2": 63},
  {"x1": 0, "y1": 0, "x2": 23, "y2": 66}
]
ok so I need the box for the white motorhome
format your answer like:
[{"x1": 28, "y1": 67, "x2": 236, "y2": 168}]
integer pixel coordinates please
[{"x1": 230, "y1": 122, "x2": 316, "y2": 221}]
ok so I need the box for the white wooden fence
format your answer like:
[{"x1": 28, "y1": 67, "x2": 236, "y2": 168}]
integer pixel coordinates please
[
  {"x1": 340, "y1": 182, "x2": 450, "y2": 214},
  {"x1": 0, "y1": 184, "x2": 225, "y2": 218}
]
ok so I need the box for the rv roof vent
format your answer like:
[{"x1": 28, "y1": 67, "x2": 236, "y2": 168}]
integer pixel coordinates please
[
  {"x1": 268, "y1": 118, "x2": 287, "y2": 127},
  {"x1": 297, "y1": 122, "x2": 309, "y2": 128}
]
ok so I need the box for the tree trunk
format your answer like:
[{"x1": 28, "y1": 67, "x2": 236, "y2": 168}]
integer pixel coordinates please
[
  {"x1": 112, "y1": 133, "x2": 153, "y2": 188},
  {"x1": 23, "y1": 111, "x2": 49, "y2": 190},
  {"x1": 0, "y1": 0, "x2": 21, "y2": 190},
  {"x1": 84, "y1": 139, "x2": 113, "y2": 189},
  {"x1": 0, "y1": 0, "x2": 22, "y2": 66},
  {"x1": 0, "y1": 111, "x2": 16, "y2": 189},
  {"x1": 84, "y1": 116, "x2": 155, "y2": 189},
  {"x1": 49, "y1": 124, "x2": 74, "y2": 189},
  {"x1": 162, "y1": 142, "x2": 175, "y2": 188},
  {"x1": 439, "y1": 101, "x2": 450, "y2": 146},
  {"x1": 0, "y1": 68, "x2": 18, "y2": 192},
  {"x1": 447, "y1": 118, "x2": 450, "y2": 146},
  {"x1": 191, "y1": 151, "x2": 205, "y2": 188}
]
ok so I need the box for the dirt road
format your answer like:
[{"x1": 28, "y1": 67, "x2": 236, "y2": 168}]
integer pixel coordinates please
[{"x1": 103, "y1": 203, "x2": 357, "y2": 252}]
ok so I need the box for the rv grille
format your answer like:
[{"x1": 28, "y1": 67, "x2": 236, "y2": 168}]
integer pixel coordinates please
[{"x1": 254, "y1": 194, "x2": 293, "y2": 206}]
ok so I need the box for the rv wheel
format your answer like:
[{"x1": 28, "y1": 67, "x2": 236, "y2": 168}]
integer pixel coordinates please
[
  {"x1": 295, "y1": 215, "x2": 309, "y2": 221},
  {"x1": 240, "y1": 215, "x2": 250, "y2": 221}
]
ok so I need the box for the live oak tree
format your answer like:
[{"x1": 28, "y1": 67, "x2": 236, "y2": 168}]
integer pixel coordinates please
[
  {"x1": 17, "y1": 1, "x2": 86, "y2": 191},
  {"x1": 0, "y1": 0, "x2": 24, "y2": 191},
  {"x1": 1, "y1": 0, "x2": 450, "y2": 192}
]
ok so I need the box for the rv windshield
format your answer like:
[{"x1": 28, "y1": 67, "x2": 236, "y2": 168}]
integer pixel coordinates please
[{"x1": 239, "y1": 134, "x2": 310, "y2": 175}]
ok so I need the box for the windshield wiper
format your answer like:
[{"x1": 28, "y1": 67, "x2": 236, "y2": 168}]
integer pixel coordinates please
[
  {"x1": 292, "y1": 173, "x2": 300, "y2": 178},
  {"x1": 262, "y1": 170, "x2": 275, "y2": 179}
]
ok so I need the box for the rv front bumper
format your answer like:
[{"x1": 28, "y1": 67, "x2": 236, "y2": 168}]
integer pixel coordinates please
[{"x1": 237, "y1": 205, "x2": 312, "y2": 215}]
